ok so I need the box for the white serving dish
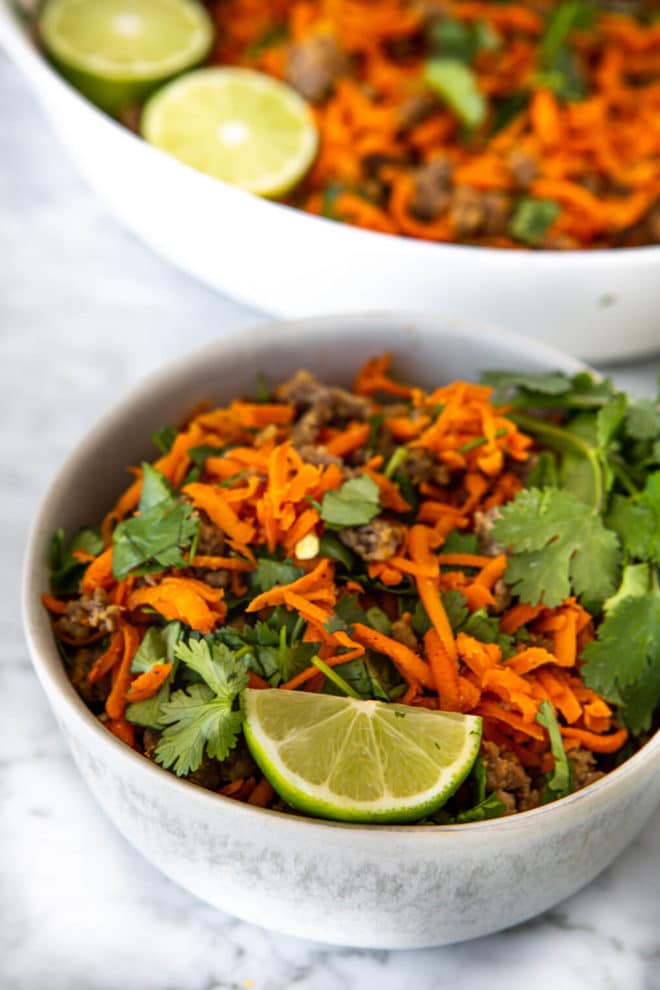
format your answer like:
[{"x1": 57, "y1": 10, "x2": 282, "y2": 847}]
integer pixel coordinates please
[
  {"x1": 3, "y1": 1, "x2": 660, "y2": 362},
  {"x1": 22, "y1": 312, "x2": 660, "y2": 948}
]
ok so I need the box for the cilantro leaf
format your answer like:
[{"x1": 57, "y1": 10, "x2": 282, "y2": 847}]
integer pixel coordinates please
[
  {"x1": 441, "y1": 529, "x2": 480, "y2": 555},
  {"x1": 151, "y1": 425, "x2": 177, "y2": 455},
  {"x1": 424, "y1": 58, "x2": 487, "y2": 129},
  {"x1": 253, "y1": 558, "x2": 304, "y2": 593},
  {"x1": 174, "y1": 638, "x2": 249, "y2": 698},
  {"x1": 484, "y1": 370, "x2": 614, "y2": 410},
  {"x1": 131, "y1": 622, "x2": 181, "y2": 673},
  {"x1": 112, "y1": 464, "x2": 199, "y2": 580},
  {"x1": 455, "y1": 793, "x2": 508, "y2": 823},
  {"x1": 426, "y1": 16, "x2": 500, "y2": 63},
  {"x1": 603, "y1": 564, "x2": 652, "y2": 614},
  {"x1": 493, "y1": 488, "x2": 620, "y2": 609},
  {"x1": 156, "y1": 684, "x2": 243, "y2": 776},
  {"x1": 50, "y1": 526, "x2": 104, "y2": 594},
  {"x1": 318, "y1": 532, "x2": 355, "y2": 569},
  {"x1": 217, "y1": 609, "x2": 316, "y2": 686},
  {"x1": 625, "y1": 399, "x2": 660, "y2": 441},
  {"x1": 597, "y1": 394, "x2": 628, "y2": 450},
  {"x1": 491, "y1": 90, "x2": 529, "y2": 133},
  {"x1": 607, "y1": 472, "x2": 660, "y2": 566},
  {"x1": 581, "y1": 591, "x2": 660, "y2": 733},
  {"x1": 481, "y1": 369, "x2": 573, "y2": 400},
  {"x1": 126, "y1": 622, "x2": 182, "y2": 729},
  {"x1": 509, "y1": 198, "x2": 560, "y2": 247},
  {"x1": 154, "y1": 638, "x2": 248, "y2": 775},
  {"x1": 188, "y1": 444, "x2": 232, "y2": 469},
  {"x1": 320, "y1": 475, "x2": 380, "y2": 528},
  {"x1": 322, "y1": 654, "x2": 406, "y2": 702},
  {"x1": 536, "y1": 701, "x2": 573, "y2": 801}
]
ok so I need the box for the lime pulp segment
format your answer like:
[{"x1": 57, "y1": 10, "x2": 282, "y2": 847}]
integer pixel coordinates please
[
  {"x1": 141, "y1": 68, "x2": 319, "y2": 197},
  {"x1": 242, "y1": 689, "x2": 483, "y2": 824}
]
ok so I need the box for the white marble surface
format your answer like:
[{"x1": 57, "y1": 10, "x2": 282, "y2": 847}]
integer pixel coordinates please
[{"x1": 1, "y1": 47, "x2": 660, "y2": 990}]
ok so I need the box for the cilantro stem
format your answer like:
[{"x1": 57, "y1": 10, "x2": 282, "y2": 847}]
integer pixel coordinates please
[
  {"x1": 385, "y1": 446, "x2": 407, "y2": 479},
  {"x1": 311, "y1": 656, "x2": 362, "y2": 699},
  {"x1": 292, "y1": 615, "x2": 305, "y2": 643},
  {"x1": 510, "y1": 413, "x2": 603, "y2": 513},
  {"x1": 234, "y1": 645, "x2": 253, "y2": 662},
  {"x1": 608, "y1": 457, "x2": 640, "y2": 496},
  {"x1": 459, "y1": 427, "x2": 508, "y2": 453}
]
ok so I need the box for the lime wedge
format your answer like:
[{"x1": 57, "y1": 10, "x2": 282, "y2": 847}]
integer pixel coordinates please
[
  {"x1": 39, "y1": 0, "x2": 214, "y2": 115},
  {"x1": 141, "y1": 68, "x2": 319, "y2": 198},
  {"x1": 242, "y1": 689, "x2": 482, "y2": 824}
]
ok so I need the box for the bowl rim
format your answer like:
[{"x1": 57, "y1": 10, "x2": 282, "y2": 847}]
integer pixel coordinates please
[
  {"x1": 3, "y1": 0, "x2": 660, "y2": 269},
  {"x1": 21, "y1": 310, "x2": 660, "y2": 838}
]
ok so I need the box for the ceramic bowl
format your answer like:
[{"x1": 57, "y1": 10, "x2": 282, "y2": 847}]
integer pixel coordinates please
[
  {"x1": 3, "y1": 1, "x2": 660, "y2": 362},
  {"x1": 22, "y1": 313, "x2": 660, "y2": 948}
]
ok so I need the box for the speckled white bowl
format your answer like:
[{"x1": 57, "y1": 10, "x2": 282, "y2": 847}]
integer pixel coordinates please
[{"x1": 22, "y1": 313, "x2": 660, "y2": 948}]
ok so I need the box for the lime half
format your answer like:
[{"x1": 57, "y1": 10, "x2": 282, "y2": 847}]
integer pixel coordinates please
[
  {"x1": 39, "y1": 0, "x2": 214, "y2": 115},
  {"x1": 141, "y1": 68, "x2": 319, "y2": 198},
  {"x1": 242, "y1": 689, "x2": 482, "y2": 824}
]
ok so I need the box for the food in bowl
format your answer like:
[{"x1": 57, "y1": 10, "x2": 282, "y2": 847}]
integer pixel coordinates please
[
  {"x1": 43, "y1": 354, "x2": 660, "y2": 826},
  {"x1": 36, "y1": 0, "x2": 660, "y2": 249}
]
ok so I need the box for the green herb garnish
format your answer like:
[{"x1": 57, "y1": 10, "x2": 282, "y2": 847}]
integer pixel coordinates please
[
  {"x1": 155, "y1": 638, "x2": 249, "y2": 776},
  {"x1": 112, "y1": 464, "x2": 199, "y2": 580},
  {"x1": 423, "y1": 58, "x2": 487, "y2": 129},
  {"x1": 320, "y1": 475, "x2": 381, "y2": 528},
  {"x1": 509, "y1": 197, "x2": 560, "y2": 246}
]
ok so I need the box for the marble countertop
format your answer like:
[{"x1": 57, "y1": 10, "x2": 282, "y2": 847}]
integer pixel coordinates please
[{"x1": 1, "y1": 48, "x2": 659, "y2": 990}]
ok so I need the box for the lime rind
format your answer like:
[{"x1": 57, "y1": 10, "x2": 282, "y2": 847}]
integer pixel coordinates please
[
  {"x1": 140, "y1": 67, "x2": 319, "y2": 198},
  {"x1": 40, "y1": 0, "x2": 214, "y2": 79},
  {"x1": 242, "y1": 690, "x2": 483, "y2": 824},
  {"x1": 39, "y1": 0, "x2": 214, "y2": 115}
]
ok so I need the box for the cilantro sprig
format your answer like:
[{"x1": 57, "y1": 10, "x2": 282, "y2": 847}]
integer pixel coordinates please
[
  {"x1": 485, "y1": 368, "x2": 660, "y2": 735},
  {"x1": 155, "y1": 638, "x2": 248, "y2": 776}
]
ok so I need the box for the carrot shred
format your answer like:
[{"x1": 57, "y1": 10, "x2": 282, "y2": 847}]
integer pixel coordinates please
[
  {"x1": 561, "y1": 727, "x2": 628, "y2": 753},
  {"x1": 105, "y1": 624, "x2": 141, "y2": 720},
  {"x1": 352, "y1": 622, "x2": 434, "y2": 689},
  {"x1": 125, "y1": 662, "x2": 173, "y2": 702},
  {"x1": 128, "y1": 577, "x2": 226, "y2": 634},
  {"x1": 424, "y1": 628, "x2": 460, "y2": 711},
  {"x1": 107, "y1": 718, "x2": 136, "y2": 748},
  {"x1": 247, "y1": 777, "x2": 275, "y2": 807}
]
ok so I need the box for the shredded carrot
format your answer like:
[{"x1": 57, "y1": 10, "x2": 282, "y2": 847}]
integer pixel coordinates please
[
  {"x1": 125, "y1": 663, "x2": 173, "y2": 702},
  {"x1": 41, "y1": 593, "x2": 69, "y2": 615},
  {"x1": 88, "y1": 627, "x2": 125, "y2": 684},
  {"x1": 561, "y1": 727, "x2": 628, "y2": 753},
  {"x1": 106, "y1": 624, "x2": 141, "y2": 720},
  {"x1": 247, "y1": 776, "x2": 275, "y2": 807},
  {"x1": 424, "y1": 628, "x2": 460, "y2": 711},
  {"x1": 107, "y1": 718, "x2": 136, "y2": 748},
  {"x1": 352, "y1": 622, "x2": 434, "y2": 690},
  {"x1": 128, "y1": 577, "x2": 226, "y2": 634},
  {"x1": 80, "y1": 547, "x2": 115, "y2": 594}
]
